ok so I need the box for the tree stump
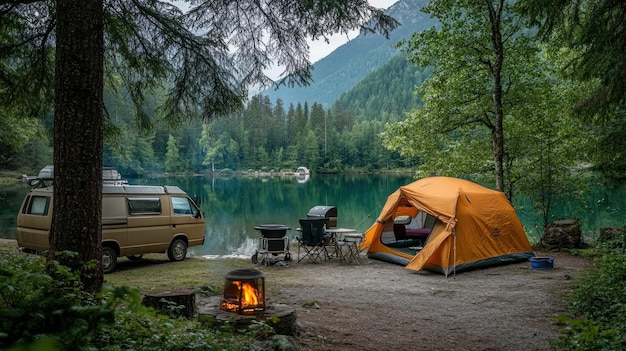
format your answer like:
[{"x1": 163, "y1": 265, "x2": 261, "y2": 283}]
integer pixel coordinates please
[
  {"x1": 540, "y1": 219, "x2": 584, "y2": 250},
  {"x1": 198, "y1": 297, "x2": 298, "y2": 336},
  {"x1": 142, "y1": 289, "x2": 196, "y2": 319}
]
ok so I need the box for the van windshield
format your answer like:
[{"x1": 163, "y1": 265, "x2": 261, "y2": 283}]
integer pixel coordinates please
[{"x1": 172, "y1": 197, "x2": 198, "y2": 216}]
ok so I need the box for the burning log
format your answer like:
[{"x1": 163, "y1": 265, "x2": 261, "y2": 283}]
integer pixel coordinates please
[{"x1": 221, "y1": 269, "x2": 266, "y2": 315}]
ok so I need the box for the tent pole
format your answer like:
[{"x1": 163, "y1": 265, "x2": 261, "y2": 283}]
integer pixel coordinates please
[{"x1": 452, "y1": 229, "x2": 457, "y2": 279}]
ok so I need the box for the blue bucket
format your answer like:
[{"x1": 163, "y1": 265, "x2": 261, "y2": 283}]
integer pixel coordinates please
[{"x1": 529, "y1": 256, "x2": 554, "y2": 270}]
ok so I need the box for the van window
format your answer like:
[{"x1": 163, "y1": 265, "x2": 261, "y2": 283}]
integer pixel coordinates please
[
  {"x1": 128, "y1": 197, "x2": 161, "y2": 215},
  {"x1": 21, "y1": 195, "x2": 30, "y2": 214},
  {"x1": 26, "y1": 196, "x2": 50, "y2": 216},
  {"x1": 172, "y1": 196, "x2": 198, "y2": 216}
]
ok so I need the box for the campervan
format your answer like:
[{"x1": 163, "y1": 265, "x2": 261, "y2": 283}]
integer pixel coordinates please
[{"x1": 16, "y1": 184, "x2": 205, "y2": 273}]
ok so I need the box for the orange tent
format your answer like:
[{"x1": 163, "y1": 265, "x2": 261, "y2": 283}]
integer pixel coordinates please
[{"x1": 361, "y1": 177, "x2": 533, "y2": 276}]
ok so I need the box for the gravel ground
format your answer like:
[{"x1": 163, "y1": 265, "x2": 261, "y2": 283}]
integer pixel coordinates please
[{"x1": 263, "y1": 251, "x2": 592, "y2": 351}]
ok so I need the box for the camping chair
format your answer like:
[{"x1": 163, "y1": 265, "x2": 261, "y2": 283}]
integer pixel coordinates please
[
  {"x1": 393, "y1": 223, "x2": 407, "y2": 241},
  {"x1": 296, "y1": 218, "x2": 329, "y2": 263}
]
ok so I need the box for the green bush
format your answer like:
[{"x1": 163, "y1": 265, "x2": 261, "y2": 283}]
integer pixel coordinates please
[
  {"x1": 553, "y1": 230, "x2": 626, "y2": 350},
  {"x1": 0, "y1": 252, "x2": 113, "y2": 350},
  {"x1": 0, "y1": 251, "x2": 269, "y2": 351}
]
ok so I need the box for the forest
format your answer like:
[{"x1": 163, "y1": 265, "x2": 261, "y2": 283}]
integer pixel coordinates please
[
  {"x1": 1, "y1": 87, "x2": 421, "y2": 177},
  {"x1": 2, "y1": 45, "x2": 433, "y2": 177}
]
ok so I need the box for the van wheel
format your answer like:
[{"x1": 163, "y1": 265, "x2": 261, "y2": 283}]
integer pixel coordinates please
[
  {"x1": 168, "y1": 239, "x2": 187, "y2": 262},
  {"x1": 102, "y1": 247, "x2": 117, "y2": 274}
]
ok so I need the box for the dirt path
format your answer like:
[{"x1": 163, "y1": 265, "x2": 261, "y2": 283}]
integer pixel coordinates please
[{"x1": 264, "y1": 251, "x2": 592, "y2": 351}]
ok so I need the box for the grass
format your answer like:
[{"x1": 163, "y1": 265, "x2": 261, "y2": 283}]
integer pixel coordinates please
[
  {"x1": 0, "y1": 241, "x2": 270, "y2": 351},
  {"x1": 0, "y1": 241, "x2": 261, "y2": 295},
  {"x1": 105, "y1": 254, "x2": 251, "y2": 292},
  {"x1": 0, "y1": 239, "x2": 300, "y2": 299}
]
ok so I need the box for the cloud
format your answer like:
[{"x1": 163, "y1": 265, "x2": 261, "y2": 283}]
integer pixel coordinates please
[{"x1": 308, "y1": 0, "x2": 397, "y2": 63}]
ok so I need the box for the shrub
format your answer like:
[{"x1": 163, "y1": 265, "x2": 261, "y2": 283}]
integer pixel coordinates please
[
  {"x1": 0, "y1": 251, "x2": 264, "y2": 351},
  {"x1": 0, "y1": 252, "x2": 113, "y2": 350},
  {"x1": 553, "y1": 229, "x2": 626, "y2": 350}
]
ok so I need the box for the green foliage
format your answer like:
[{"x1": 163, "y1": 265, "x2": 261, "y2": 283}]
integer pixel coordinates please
[
  {"x1": 0, "y1": 252, "x2": 113, "y2": 350},
  {"x1": 0, "y1": 251, "x2": 266, "y2": 351},
  {"x1": 587, "y1": 110, "x2": 626, "y2": 181},
  {"x1": 383, "y1": 0, "x2": 597, "y2": 232},
  {"x1": 165, "y1": 134, "x2": 183, "y2": 173},
  {"x1": 0, "y1": 107, "x2": 42, "y2": 168},
  {"x1": 553, "y1": 237, "x2": 626, "y2": 350},
  {"x1": 506, "y1": 62, "x2": 595, "y2": 226},
  {"x1": 518, "y1": 0, "x2": 626, "y2": 113},
  {"x1": 389, "y1": 0, "x2": 546, "y2": 193},
  {"x1": 517, "y1": 0, "x2": 626, "y2": 179}
]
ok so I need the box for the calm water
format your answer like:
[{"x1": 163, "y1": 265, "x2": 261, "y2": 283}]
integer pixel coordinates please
[{"x1": 2, "y1": 174, "x2": 625, "y2": 258}]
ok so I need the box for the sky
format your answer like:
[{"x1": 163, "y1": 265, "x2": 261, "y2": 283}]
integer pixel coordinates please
[
  {"x1": 171, "y1": 0, "x2": 398, "y2": 80},
  {"x1": 261, "y1": 0, "x2": 397, "y2": 80},
  {"x1": 307, "y1": 0, "x2": 398, "y2": 63}
]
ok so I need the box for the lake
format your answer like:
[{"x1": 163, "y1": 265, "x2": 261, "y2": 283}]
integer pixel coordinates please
[{"x1": 1, "y1": 174, "x2": 624, "y2": 259}]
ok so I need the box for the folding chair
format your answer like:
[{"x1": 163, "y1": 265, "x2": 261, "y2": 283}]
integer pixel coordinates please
[
  {"x1": 393, "y1": 223, "x2": 407, "y2": 241},
  {"x1": 296, "y1": 218, "x2": 328, "y2": 263}
]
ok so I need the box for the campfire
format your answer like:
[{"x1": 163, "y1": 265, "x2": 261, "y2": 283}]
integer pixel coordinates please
[
  {"x1": 220, "y1": 269, "x2": 266, "y2": 315},
  {"x1": 200, "y1": 268, "x2": 296, "y2": 335}
]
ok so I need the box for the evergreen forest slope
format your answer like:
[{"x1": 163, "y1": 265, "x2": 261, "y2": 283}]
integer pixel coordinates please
[{"x1": 336, "y1": 55, "x2": 433, "y2": 122}]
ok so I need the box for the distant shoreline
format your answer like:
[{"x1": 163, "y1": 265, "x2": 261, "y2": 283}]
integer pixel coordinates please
[{"x1": 141, "y1": 169, "x2": 415, "y2": 178}]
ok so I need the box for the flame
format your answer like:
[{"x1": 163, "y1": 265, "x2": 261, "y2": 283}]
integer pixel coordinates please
[
  {"x1": 234, "y1": 281, "x2": 259, "y2": 307},
  {"x1": 221, "y1": 280, "x2": 263, "y2": 313}
]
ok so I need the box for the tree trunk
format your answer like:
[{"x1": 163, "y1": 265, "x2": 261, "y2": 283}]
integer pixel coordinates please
[
  {"x1": 487, "y1": 0, "x2": 506, "y2": 193},
  {"x1": 49, "y1": 0, "x2": 105, "y2": 293}
]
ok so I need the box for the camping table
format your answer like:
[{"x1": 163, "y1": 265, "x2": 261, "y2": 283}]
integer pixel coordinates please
[
  {"x1": 325, "y1": 228, "x2": 363, "y2": 264},
  {"x1": 324, "y1": 228, "x2": 357, "y2": 260}
]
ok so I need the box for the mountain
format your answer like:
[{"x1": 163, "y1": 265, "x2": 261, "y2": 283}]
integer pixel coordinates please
[
  {"x1": 262, "y1": 0, "x2": 435, "y2": 107},
  {"x1": 335, "y1": 54, "x2": 433, "y2": 122}
]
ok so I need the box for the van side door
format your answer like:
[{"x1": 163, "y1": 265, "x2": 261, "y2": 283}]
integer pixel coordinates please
[
  {"x1": 102, "y1": 196, "x2": 128, "y2": 250},
  {"x1": 16, "y1": 193, "x2": 53, "y2": 251},
  {"x1": 125, "y1": 196, "x2": 171, "y2": 255}
]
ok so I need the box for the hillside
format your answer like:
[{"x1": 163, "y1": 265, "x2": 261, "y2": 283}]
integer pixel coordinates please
[
  {"x1": 336, "y1": 54, "x2": 433, "y2": 122},
  {"x1": 262, "y1": 0, "x2": 434, "y2": 107}
]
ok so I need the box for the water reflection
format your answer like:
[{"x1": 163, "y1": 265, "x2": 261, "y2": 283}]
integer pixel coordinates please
[
  {"x1": 296, "y1": 173, "x2": 310, "y2": 183},
  {"x1": 128, "y1": 174, "x2": 413, "y2": 258}
]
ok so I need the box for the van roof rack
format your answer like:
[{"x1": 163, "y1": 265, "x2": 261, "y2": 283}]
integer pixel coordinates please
[{"x1": 27, "y1": 165, "x2": 128, "y2": 188}]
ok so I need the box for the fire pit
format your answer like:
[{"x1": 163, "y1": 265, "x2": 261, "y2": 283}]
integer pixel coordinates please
[
  {"x1": 220, "y1": 269, "x2": 265, "y2": 315},
  {"x1": 199, "y1": 268, "x2": 297, "y2": 335},
  {"x1": 252, "y1": 224, "x2": 291, "y2": 265},
  {"x1": 253, "y1": 224, "x2": 290, "y2": 238}
]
